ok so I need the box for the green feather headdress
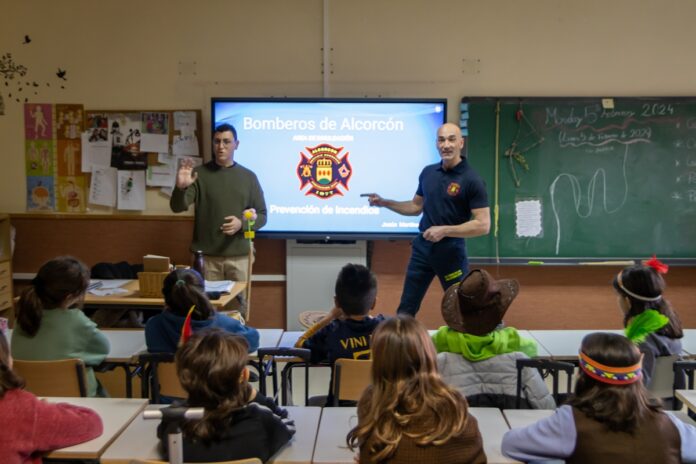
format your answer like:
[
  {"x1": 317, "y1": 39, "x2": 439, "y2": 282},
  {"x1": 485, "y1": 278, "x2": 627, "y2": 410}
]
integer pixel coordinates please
[{"x1": 624, "y1": 309, "x2": 669, "y2": 344}]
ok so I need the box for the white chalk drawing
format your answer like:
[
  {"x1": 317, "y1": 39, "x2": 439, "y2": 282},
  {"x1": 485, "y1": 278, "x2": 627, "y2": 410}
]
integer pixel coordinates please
[{"x1": 549, "y1": 144, "x2": 629, "y2": 254}]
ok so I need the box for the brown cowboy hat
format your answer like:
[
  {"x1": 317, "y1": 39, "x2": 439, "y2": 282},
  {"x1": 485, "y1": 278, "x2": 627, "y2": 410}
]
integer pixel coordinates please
[{"x1": 441, "y1": 269, "x2": 519, "y2": 336}]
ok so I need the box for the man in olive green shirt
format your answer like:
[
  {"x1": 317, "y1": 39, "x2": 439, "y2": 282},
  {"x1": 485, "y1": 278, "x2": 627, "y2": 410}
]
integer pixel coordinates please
[{"x1": 170, "y1": 124, "x2": 267, "y2": 318}]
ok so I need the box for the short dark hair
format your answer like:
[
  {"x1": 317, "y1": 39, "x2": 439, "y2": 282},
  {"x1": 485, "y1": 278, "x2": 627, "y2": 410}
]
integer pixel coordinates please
[
  {"x1": 162, "y1": 268, "x2": 214, "y2": 320},
  {"x1": 213, "y1": 123, "x2": 237, "y2": 141},
  {"x1": 335, "y1": 263, "x2": 377, "y2": 316}
]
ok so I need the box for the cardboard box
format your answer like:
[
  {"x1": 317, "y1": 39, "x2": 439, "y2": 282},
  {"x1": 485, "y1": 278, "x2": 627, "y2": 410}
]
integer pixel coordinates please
[{"x1": 143, "y1": 254, "x2": 170, "y2": 272}]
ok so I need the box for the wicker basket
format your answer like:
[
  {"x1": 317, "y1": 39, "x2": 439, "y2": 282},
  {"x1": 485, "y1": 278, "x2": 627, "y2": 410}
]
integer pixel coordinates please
[{"x1": 137, "y1": 271, "x2": 169, "y2": 297}]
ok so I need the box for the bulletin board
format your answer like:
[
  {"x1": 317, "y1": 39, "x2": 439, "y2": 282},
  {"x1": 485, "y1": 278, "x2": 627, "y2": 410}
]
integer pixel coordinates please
[{"x1": 23, "y1": 105, "x2": 203, "y2": 214}]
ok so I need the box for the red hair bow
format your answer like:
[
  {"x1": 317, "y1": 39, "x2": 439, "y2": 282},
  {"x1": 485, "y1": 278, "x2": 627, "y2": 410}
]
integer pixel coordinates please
[{"x1": 645, "y1": 255, "x2": 669, "y2": 274}]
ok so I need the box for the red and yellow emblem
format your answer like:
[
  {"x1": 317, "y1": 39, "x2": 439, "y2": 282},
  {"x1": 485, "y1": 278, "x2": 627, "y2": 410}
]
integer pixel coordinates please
[
  {"x1": 447, "y1": 182, "x2": 461, "y2": 196},
  {"x1": 296, "y1": 144, "x2": 352, "y2": 199}
]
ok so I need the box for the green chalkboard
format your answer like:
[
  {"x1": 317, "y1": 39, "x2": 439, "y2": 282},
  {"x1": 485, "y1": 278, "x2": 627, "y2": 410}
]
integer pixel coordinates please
[{"x1": 462, "y1": 97, "x2": 696, "y2": 261}]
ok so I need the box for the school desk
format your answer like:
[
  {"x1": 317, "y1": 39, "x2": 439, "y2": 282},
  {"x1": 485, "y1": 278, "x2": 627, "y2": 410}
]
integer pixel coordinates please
[
  {"x1": 526, "y1": 329, "x2": 625, "y2": 360},
  {"x1": 83, "y1": 279, "x2": 246, "y2": 310},
  {"x1": 503, "y1": 407, "x2": 696, "y2": 430},
  {"x1": 100, "y1": 405, "x2": 321, "y2": 464},
  {"x1": 41, "y1": 396, "x2": 148, "y2": 461},
  {"x1": 676, "y1": 390, "x2": 696, "y2": 414},
  {"x1": 312, "y1": 406, "x2": 520, "y2": 464}
]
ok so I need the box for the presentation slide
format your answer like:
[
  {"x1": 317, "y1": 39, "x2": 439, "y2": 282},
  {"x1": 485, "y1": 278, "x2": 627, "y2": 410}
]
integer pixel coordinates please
[{"x1": 212, "y1": 99, "x2": 446, "y2": 239}]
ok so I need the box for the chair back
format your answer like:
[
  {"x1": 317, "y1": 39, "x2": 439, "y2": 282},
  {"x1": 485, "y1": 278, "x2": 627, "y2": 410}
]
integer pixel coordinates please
[
  {"x1": 515, "y1": 358, "x2": 574, "y2": 408},
  {"x1": 257, "y1": 347, "x2": 311, "y2": 406},
  {"x1": 673, "y1": 360, "x2": 696, "y2": 410},
  {"x1": 647, "y1": 354, "x2": 679, "y2": 400},
  {"x1": 139, "y1": 352, "x2": 186, "y2": 403},
  {"x1": 13, "y1": 358, "x2": 87, "y2": 397},
  {"x1": 332, "y1": 358, "x2": 372, "y2": 406}
]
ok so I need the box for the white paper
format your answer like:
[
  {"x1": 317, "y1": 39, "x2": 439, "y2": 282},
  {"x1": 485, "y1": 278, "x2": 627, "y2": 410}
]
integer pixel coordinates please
[
  {"x1": 174, "y1": 111, "x2": 196, "y2": 134},
  {"x1": 81, "y1": 131, "x2": 111, "y2": 172},
  {"x1": 172, "y1": 134, "x2": 199, "y2": 156},
  {"x1": 89, "y1": 287, "x2": 130, "y2": 296},
  {"x1": 515, "y1": 199, "x2": 543, "y2": 238},
  {"x1": 89, "y1": 279, "x2": 131, "y2": 289},
  {"x1": 88, "y1": 166, "x2": 117, "y2": 207},
  {"x1": 117, "y1": 170, "x2": 146, "y2": 210},
  {"x1": 204, "y1": 280, "x2": 236, "y2": 293},
  {"x1": 139, "y1": 133, "x2": 169, "y2": 154},
  {"x1": 146, "y1": 161, "x2": 176, "y2": 187},
  {"x1": 159, "y1": 186, "x2": 174, "y2": 197},
  {"x1": 158, "y1": 152, "x2": 176, "y2": 164}
]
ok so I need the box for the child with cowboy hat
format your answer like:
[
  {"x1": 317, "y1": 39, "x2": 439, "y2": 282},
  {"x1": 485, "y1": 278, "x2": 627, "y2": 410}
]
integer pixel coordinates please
[{"x1": 432, "y1": 269, "x2": 555, "y2": 409}]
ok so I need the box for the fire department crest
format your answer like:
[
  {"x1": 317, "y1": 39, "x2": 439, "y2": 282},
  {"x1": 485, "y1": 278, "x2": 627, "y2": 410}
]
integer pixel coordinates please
[
  {"x1": 296, "y1": 144, "x2": 352, "y2": 199},
  {"x1": 447, "y1": 182, "x2": 461, "y2": 196}
]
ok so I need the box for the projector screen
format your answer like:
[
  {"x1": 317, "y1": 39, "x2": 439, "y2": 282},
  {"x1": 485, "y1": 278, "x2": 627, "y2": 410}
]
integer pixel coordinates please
[{"x1": 211, "y1": 98, "x2": 447, "y2": 240}]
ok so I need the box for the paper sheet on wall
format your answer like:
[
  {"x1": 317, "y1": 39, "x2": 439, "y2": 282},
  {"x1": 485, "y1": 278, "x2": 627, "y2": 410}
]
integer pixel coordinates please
[
  {"x1": 515, "y1": 199, "x2": 542, "y2": 238},
  {"x1": 81, "y1": 131, "x2": 111, "y2": 172},
  {"x1": 117, "y1": 170, "x2": 146, "y2": 210},
  {"x1": 172, "y1": 134, "x2": 199, "y2": 156},
  {"x1": 89, "y1": 166, "x2": 117, "y2": 207},
  {"x1": 140, "y1": 133, "x2": 169, "y2": 154},
  {"x1": 146, "y1": 158, "x2": 176, "y2": 187},
  {"x1": 174, "y1": 111, "x2": 196, "y2": 135}
]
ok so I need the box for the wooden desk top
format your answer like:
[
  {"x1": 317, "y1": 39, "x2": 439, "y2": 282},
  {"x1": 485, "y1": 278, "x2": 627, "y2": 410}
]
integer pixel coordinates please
[
  {"x1": 84, "y1": 279, "x2": 246, "y2": 309},
  {"x1": 101, "y1": 405, "x2": 321, "y2": 464},
  {"x1": 42, "y1": 397, "x2": 148, "y2": 460},
  {"x1": 676, "y1": 389, "x2": 696, "y2": 413}
]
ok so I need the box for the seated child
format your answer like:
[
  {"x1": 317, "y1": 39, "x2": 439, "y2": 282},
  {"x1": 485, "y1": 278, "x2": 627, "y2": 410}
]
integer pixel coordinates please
[
  {"x1": 502, "y1": 332, "x2": 696, "y2": 463},
  {"x1": 295, "y1": 263, "x2": 385, "y2": 363},
  {"x1": 158, "y1": 330, "x2": 294, "y2": 462},
  {"x1": 347, "y1": 315, "x2": 487, "y2": 463},
  {"x1": 145, "y1": 268, "x2": 259, "y2": 353},
  {"x1": 12, "y1": 256, "x2": 110, "y2": 397},
  {"x1": 433, "y1": 269, "x2": 555, "y2": 409},
  {"x1": 0, "y1": 330, "x2": 104, "y2": 462},
  {"x1": 613, "y1": 257, "x2": 683, "y2": 387}
]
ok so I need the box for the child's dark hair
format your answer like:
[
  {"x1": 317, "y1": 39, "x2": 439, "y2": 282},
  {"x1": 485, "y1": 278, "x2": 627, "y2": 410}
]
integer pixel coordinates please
[
  {"x1": 0, "y1": 330, "x2": 24, "y2": 397},
  {"x1": 17, "y1": 256, "x2": 90, "y2": 337},
  {"x1": 175, "y1": 329, "x2": 252, "y2": 443},
  {"x1": 214, "y1": 123, "x2": 238, "y2": 141},
  {"x1": 162, "y1": 268, "x2": 214, "y2": 320},
  {"x1": 613, "y1": 265, "x2": 683, "y2": 338},
  {"x1": 335, "y1": 263, "x2": 377, "y2": 316},
  {"x1": 569, "y1": 332, "x2": 662, "y2": 433}
]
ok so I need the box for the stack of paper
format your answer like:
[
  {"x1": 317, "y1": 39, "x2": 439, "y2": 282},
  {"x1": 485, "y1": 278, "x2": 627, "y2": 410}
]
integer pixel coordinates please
[{"x1": 204, "y1": 280, "x2": 235, "y2": 293}]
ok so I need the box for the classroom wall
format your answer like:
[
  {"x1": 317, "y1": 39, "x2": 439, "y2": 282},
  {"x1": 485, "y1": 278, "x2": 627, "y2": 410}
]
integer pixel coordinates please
[{"x1": 3, "y1": 0, "x2": 696, "y2": 328}]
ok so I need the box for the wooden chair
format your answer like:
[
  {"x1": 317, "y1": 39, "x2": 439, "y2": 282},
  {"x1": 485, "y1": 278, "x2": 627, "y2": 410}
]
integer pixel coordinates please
[
  {"x1": 13, "y1": 358, "x2": 87, "y2": 397},
  {"x1": 130, "y1": 459, "x2": 262, "y2": 464},
  {"x1": 331, "y1": 358, "x2": 372, "y2": 406},
  {"x1": 138, "y1": 352, "x2": 187, "y2": 403},
  {"x1": 673, "y1": 359, "x2": 696, "y2": 411}
]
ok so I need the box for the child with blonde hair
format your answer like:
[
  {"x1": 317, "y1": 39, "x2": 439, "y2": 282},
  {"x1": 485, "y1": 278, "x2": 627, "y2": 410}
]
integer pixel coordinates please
[{"x1": 347, "y1": 315, "x2": 486, "y2": 463}]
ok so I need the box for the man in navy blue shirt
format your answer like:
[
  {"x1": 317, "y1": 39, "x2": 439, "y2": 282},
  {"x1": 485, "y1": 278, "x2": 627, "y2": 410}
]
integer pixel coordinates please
[{"x1": 365, "y1": 123, "x2": 490, "y2": 316}]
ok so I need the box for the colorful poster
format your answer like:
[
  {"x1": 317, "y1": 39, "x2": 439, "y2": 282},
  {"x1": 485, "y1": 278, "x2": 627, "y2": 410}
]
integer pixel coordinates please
[
  {"x1": 55, "y1": 104, "x2": 83, "y2": 140},
  {"x1": 56, "y1": 176, "x2": 86, "y2": 212},
  {"x1": 57, "y1": 139, "x2": 81, "y2": 177},
  {"x1": 24, "y1": 103, "x2": 52, "y2": 140},
  {"x1": 25, "y1": 140, "x2": 54, "y2": 176},
  {"x1": 26, "y1": 176, "x2": 55, "y2": 211}
]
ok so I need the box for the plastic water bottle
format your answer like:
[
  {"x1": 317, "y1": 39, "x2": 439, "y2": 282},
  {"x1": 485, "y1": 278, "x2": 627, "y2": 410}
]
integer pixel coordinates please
[{"x1": 192, "y1": 250, "x2": 205, "y2": 277}]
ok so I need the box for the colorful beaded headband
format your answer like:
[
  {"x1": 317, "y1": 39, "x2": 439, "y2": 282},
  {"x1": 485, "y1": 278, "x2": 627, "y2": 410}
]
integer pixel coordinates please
[{"x1": 578, "y1": 351, "x2": 642, "y2": 385}]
